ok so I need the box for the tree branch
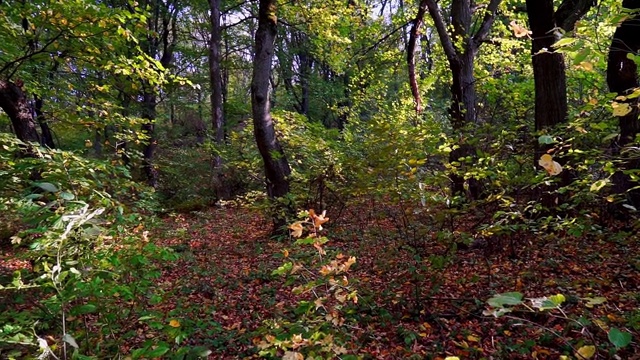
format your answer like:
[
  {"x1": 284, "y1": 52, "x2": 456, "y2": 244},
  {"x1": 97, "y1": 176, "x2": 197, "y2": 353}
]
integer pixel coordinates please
[
  {"x1": 471, "y1": 0, "x2": 502, "y2": 52},
  {"x1": 425, "y1": 0, "x2": 458, "y2": 62}
]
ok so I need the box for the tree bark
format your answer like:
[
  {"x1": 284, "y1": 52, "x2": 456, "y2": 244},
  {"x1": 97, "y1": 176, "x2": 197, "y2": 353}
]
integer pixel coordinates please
[
  {"x1": 209, "y1": 0, "x2": 230, "y2": 199},
  {"x1": 606, "y1": 0, "x2": 640, "y2": 206},
  {"x1": 141, "y1": 92, "x2": 159, "y2": 188},
  {"x1": 526, "y1": 0, "x2": 568, "y2": 132},
  {"x1": 407, "y1": 0, "x2": 427, "y2": 114},
  {"x1": 424, "y1": 0, "x2": 500, "y2": 199},
  {"x1": 252, "y1": 0, "x2": 292, "y2": 229},
  {"x1": 34, "y1": 95, "x2": 55, "y2": 148},
  {"x1": 0, "y1": 79, "x2": 40, "y2": 143},
  {"x1": 209, "y1": 0, "x2": 224, "y2": 145},
  {"x1": 607, "y1": 0, "x2": 640, "y2": 147}
]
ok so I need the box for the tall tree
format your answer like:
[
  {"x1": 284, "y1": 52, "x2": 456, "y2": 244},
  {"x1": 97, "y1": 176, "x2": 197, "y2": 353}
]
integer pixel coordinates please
[
  {"x1": 252, "y1": 0, "x2": 292, "y2": 229},
  {"x1": 424, "y1": 0, "x2": 500, "y2": 199},
  {"x1": 139, "y1": 0, "x2": 179, "y2": 187},
  {"x1": 607, "y1": 0, "x2": 640, "y2": 204},
  {"x1": 209, "y1": 0, "x2": 229, "y2": 198},
  {"x1": 424, "y1": 0, "x2": 501, "y2": 128},
  {"x1": 407, "y1": 0, "x2": 428, "y2": 114},
  {"x1": 607, "y1": 0, "x2": 640, "y2": 148},
  {"x1": 525, "y1": 0, "x2": 593, "y2": 133}
]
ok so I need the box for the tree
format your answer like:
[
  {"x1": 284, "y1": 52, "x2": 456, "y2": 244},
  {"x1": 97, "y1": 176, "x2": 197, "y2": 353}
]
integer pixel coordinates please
[
  {"x1": 424, "y1": 0, "x2": 501, "y2": 199},
  {"x1": 252, "y1": 0, "x2": 293, "y2": 229},
  {"x1": 0, "y1": 79, "x2": 40, "y2": 143},
  {"x1": 424, "y1": 0, "x2": 501, "y2": 128},
  {"x1": 138, "y1": 0, "x2": 179, "y2": 188},
  {"x1": 525, "y1": 0, "x2": 593, "y2": 133},
  {"x1": 407, "y1": 0, "x2": 428, "y2": 115},
  {"x1": 209, "y1": 0, "x2": 229, "y2": 198},
  {"x1": 607, "y1": 0, "x2": 640, "y2": 148}
]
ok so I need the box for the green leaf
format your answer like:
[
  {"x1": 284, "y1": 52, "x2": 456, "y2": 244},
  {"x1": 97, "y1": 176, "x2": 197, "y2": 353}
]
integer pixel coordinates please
[
  {"x1": 583, "y1": 296, "x2": 606, "y2": 308},
  {"x1": 144, "y1": 345, "x2": 170, "y2": 357},
  {"x1": 553, "y1": 37, "x2": 576, "y2": 48},
  {"x1": 538, "y1": 135, "x2": 554, "y2": 145},
  {"x1": 60, "y1": 191, "x2": 75, "y2": 200},
  {"x1": 35, "y1": 182, "x2": 58, "y2": 193},
  {"x1": 62, "y1": 333, "x2": 79, "y2": 349},
  {"x1": 487, "y1": 292, "x2": 523, "y2": 308},
  {"x1": 272, "y1": 262, "x2": 293, "y2": 276},
  {"x1": 590, "y1": 179, "x2": 609, "y2": 192},
  {"x1": 608, "y1": 327, "x2": 632, "y2": 349},
  {"x1": 187, "y1": 346, "x2": 212, "y2": 357},
  {"x1": 71, "y1": 304, "x2": 97, "y2": 315}
]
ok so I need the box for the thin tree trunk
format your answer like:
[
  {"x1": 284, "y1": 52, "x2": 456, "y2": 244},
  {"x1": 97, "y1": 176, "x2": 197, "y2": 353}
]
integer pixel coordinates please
[
  {"x1": 407, "y1": 0, "x2": 427, "y2": 114},
  {"x1": 34, "y1": 95, "x2": 55, "y2": 148},
  {"x1": 0, "y1": 79, "x2": 40, "y2": 143},
  {"x1": 252, "y1": 0, "x2": 292, "y2": 230},
  {"x1": 141, "y1": 92, "x2": 159, "y2": 188},
  {"x1": 209, "y1": 0, "x2": 230, "y2": 198}
]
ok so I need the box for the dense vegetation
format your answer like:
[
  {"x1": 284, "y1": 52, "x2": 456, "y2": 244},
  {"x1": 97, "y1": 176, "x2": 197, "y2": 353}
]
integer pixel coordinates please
[{"x1": 1, "y1": 0, "x2": 639, "y2": 358}]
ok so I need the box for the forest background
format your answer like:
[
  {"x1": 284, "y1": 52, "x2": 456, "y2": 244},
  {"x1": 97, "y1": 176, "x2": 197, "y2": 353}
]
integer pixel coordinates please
[{"x1": 0, "y1": 0, "x2": 639, "y2": 358}]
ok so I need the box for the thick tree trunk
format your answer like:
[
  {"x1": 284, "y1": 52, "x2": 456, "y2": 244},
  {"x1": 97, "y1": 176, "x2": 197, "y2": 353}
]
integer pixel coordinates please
[
  {"x1": 607, "y1": 0, "x2": 640, "y2": 206},
  {"x1": 252, "y1": 0, "x2": 292, "y2": 229},
  {"x1": 425, "y1": 0, "x2": 500, "y2": 200},
  {"x1": 607, "y1": 0, "x2": 640, "y2": 147},
  {"x1": 0, "y1": 80, "x2": 40, "y2": 143},
  {"x1": 449, "y1": 50, "x2": 477, "y2": 128},
  {"x1": 526, "y1": 0, "x2": 568, "y2": 132}
]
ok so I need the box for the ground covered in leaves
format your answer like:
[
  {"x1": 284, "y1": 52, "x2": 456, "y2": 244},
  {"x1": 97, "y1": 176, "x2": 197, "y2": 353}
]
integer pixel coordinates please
[
  {"x1": 145, "y1": 205, "x2": 639, "y2": 359},
  {"x1": 1, "y1": 204, "x2": 639, "y2": 359}
]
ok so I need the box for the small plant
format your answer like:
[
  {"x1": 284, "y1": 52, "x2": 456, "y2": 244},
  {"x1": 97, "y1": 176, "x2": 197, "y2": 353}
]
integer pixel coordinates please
[
  {"x1": 256, "y1": 209, "x2": 360, "y2": 359},
  {"x1": 484, "y1": 291, "x2": 634, "y2": 358}
]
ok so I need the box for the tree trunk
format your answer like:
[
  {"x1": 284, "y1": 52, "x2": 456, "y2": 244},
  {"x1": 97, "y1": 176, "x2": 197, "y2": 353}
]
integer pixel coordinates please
[
  {"x1": 252, "y1": 0, "x2": 293, "y2": 230},
  {"x1": 607, "y1": 0, "x2": 640, "y2": 206},
  {"x1": 141, "y1": 92, "x2": 159, "y2": 188},
  {"x1": 209, "y1": 0, "x2": 230, "y2": 199},
  {"x1": 34, "y1": 95, "x2": 55, "y2": 148},
  {"x1": 425, "y1": 0, "x2": 500, "y2": 199},
  {"x1": 0, "y1": 80, "x2": 40, "y2": 143},
  {"x1": 526, "y1": 0, "x2": 568, "y2": 132},
  {"x1": 607, "y1": 0, "x2": 640, "y2": 147},
  {"x1": 209, "y1": 0, "x2": 224, "y2": 145},
  {"x1": 407, "y1": 0, "x2": 427, "y2": 114}
]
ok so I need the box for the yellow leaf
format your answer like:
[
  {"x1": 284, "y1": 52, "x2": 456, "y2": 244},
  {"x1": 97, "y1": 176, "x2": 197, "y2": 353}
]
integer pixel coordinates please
[
  {"x1": 575, "y1": 345, "x2": 596, "y2": 359},
  {"x1": 169, "y1": 319, "x2": 180, "y2": 328},
  {"x1": 467, "y1": 335, "x2": 480, "y2": 342},
  {"x1": 509, "y1": 20, "x2": 531, "y2": 38},
  {"x1": 578, "y1": 61, "x2": 593, "y2": 71},
  {"x1": 288, "y1": 221, "x2": 304, "y2": 238},
  {"x1": 445, "y1": 357, "x2": 461, "y2": 360},
  {"x1": 612, "y1": 102, "x2": 632, "y2": 117},
  {"x1": 538, "y1": 154, "x2": 563, "y2": 176}
]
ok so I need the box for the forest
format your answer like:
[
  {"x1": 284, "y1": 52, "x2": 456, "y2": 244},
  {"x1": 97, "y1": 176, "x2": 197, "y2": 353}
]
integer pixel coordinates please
[{"x1": 0, "y1": 0, "x2": 639, "y2": 358}]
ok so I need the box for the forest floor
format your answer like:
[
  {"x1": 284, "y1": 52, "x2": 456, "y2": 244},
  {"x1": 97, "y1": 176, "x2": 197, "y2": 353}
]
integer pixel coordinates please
[
  {"x1": 1, "y1": 204, "x2": 639, "y2": 359},
  {"x1": 143, "y1": 204, "x2": 639, "y2": 359}
]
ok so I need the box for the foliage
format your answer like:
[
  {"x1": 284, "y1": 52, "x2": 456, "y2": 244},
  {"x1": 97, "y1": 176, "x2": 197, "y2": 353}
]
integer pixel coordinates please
[
  {"x1": 256, "y1": 210, "x2": 360, "y2": 359},
  {"x1": 485, "y1": 291, "x2": 634, "y2": 358}
]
